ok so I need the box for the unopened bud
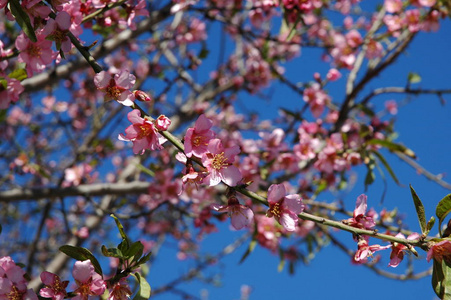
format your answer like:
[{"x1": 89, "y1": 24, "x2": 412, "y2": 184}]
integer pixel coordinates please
[
  {"x1": 133, "y1": 90, "x2": 152, "y2": 102},
  {"x1": 155, "y1": 115, "x2": 171, "y2": 131}
]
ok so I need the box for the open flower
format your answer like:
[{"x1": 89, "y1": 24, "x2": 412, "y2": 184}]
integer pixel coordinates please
[
  {"x1": 42, "y1": 11, "x2": 72, "y2": 53},
  {"x1": 184, "y1": 114, "x2": 215, "y2": 158},
  {"x1": 354, "y1": 237, "x2": 390, "y2": 263},
  {"x1": 119, "y1": 109, "x2": 167, "y2": 154},
  {"x1": 345, "y1": 194, "x2": 376, "y2": 230},
  {"x1": 211, "y1": 196, "x2": 254, "y2": 230},
  {"x1": 39, "y1": 271, "x2": 68, "y2": 300},
  {"x1": 388, "y1": 232, "x2": 420, "y2": 267},
  {"x1": 266, "y1": 183, "x2": 305, "y2": 232},
  {"x1": 0, "y1": 256, "x2": 38, "y2": 300},
  {"x1": 94, "y1": 70, "x2": 136, "y2": 106},
  {"x1": 202, "y1": 139, "x2": 242, "y2": 187},
  {"x1": 72, "y1": 260, "x2": 106, "y2": 300},
  {"x1": 427, "y1": 240, "x2": 451, "y2": 264}
]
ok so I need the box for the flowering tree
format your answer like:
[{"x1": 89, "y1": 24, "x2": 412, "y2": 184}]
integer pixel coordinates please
[{"x1": 1, "y1": 0, "x2": 451, "y2": 299}]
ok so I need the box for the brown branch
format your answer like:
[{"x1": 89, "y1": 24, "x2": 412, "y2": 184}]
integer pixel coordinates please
[
  {"x1": 360, "y1": 86, "x2": 451, "y2": 106},
  {"x1": 0, "y1": 180, "x2": 150, "y2": 201},
  {"x1": 396, "y1": 152, "x2": 451, "y2": 190}
]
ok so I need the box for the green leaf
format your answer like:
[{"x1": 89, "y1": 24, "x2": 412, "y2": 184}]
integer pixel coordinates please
[
  {"x1": 8, "y1": 0, "x2": 37, "y2": 42},
  {"x1": 59, "y1": 245, "x2": 103, "y2": 276},
  {"x1": 371, "y1": 150, "x2": 402, "y2": 186},
  {"x1": 125, "y1": 241, "x2": 144, "y2": 260},
  {"x1": 135, "y1": 252, "x2": 152, "y2": 267},
  {"x1": 132, "y1": 272, "x2": 151, "y2": 300},
  {"x1": 111, "y1": 214, "x2": 130, "y2": 249},
  {"x1": 436, "y1": 194, "x2": 451, "y2": 236},
  {"x1": 410, "y1": 185, "x2": 427, "y2": 234},
  {"x1": 101, "y1": 245, "x2": 124, "y2": 259},
  {"x1": 432, "y1": 259, "x2": 451, "y2": 299},
  {"x1": 0, "y1": 78, "x2": 7, "y2": 90},
  {"x1": 408, "y1": 72, "x2": 422, "y2": 84},
  {"x1": 367, "y1": 139, "x2": 416, "y2": 158},
  {"x1": 427, "y1": 216, "x2": 436, "y2": 234},
  {"x1": 239, "y1": 239, "x2": 257, "y2": 264},
  {"x1": 8, "y1": 69, "x2": 27, "y2": 81}
]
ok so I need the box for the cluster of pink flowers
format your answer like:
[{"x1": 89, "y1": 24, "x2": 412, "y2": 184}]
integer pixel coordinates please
[
  {"x1": 119, "y1": 109, "x2": 170, "y2": 154},
  {"x1": 0, "y1": 257, "x2": 37, "y2": 300}
]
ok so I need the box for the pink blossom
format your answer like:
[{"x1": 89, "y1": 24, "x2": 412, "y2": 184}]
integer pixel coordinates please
[
  {"x1": 39, "y1": 272, "x2": 68, "y2": 300},
  {"x1": 0, "y1": 256, "x2": 38, "y2": 300},
  {"x1": 108, "y1": 278, "x2": 132, "y2": 300},
  {"x1": 418, "y1": 0, "x2": 436, "y2": 7},
  {"x1": 42, "y1": 11, "x2": 72, "y2": 53},
  {"x1": 427, "y1": 240, "x2": 451, "y2": 264},
  {"x1": 266, "y1": 183, "x2": 305, "y2": 232},
  {"x1": 388, "y1": 232, "x2": 420, "y2": 267},
  {"x1": 72, "y1": 260, "x2": 106, "y2": 300},
  {"x1": 15, "y1": 32, "x2": 55, "y2": 76},
  {"x1": 0, "y1": 78, "x2": 24, "y2": 109},
  {"x1": 64, "y1": 163, "x2": 93, "y2": 186},
  {"x1": 326, "y1": 68, "x2": 341, "y2": 81},
  {"x1": 384, "y1": 14, "x2": 403, "y2": 34},
  {"x1": 119, "y1": 109, "x2": 167, "y2": 154},
  {"x1": 211, "y1": 196, "x2": 254, "y2": 230},
  {"x1": 345, "y1": 194, "x2": 376, "y2": 230},
  {"x1": 258, "y1": 128, "x2": 287, "y2": 160},
  {"x1": 202, "y1": 139, "x2": 243, "y2": 187},
  {"x1": 94, "y1": 70, "x2": 136, "y2": 106},
  {"x1": 345, "y1": 30, "x2": 363, "y2": 48},
  {"x1": 92, "y1": 0, "x2": 118, "y2": 8},
  {"x1": 365, "y1": 40, "x2": 383, "y2": 59},
  {"x1": 384, "y1": 0, "x2": 402, "y2": 13},
  {"x1": 0, "y1": 41, "x2": 12, "y2": 70},
  {"x1": 171, "y1": 0, "x2": 198, "y2": 14},
  {"x1": 303, "y1": 83, "x2": 330, "y2": 118},
  {"x1": 354, "y1": 237, "x2": 390, "y2": 263},
  {"x1": 404, "y1": 9, "x2": 421, "y2": 33},
  {"x1": 385, "y1": 100, "x2": 398, "y2": 115},
  {"x1": 184, "y1": 114, "x2": 216, "y2": 158},
  {"x1": 134, "y1": 90, "x2": 152, "y2": 102},
  {"x1": 155, "y1": 115, "x2": 171, "y2": 131}
]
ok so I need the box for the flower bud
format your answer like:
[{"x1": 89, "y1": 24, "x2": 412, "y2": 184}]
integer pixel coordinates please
[
  {"x1": 133, "y1": 90, "x2": 152, "y2": 102},
  {"x1": 155, "y1": 115, "x2": 171, "y2": 131}
]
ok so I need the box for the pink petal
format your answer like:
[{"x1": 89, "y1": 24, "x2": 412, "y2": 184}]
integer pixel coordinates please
[
  {"x1": 40, "y1": 271, "x2": 56, "y2": 285},
  {"x1": 127, "y1": 109, "x2": 144, "y2": 124},
  {"x1": 207, "y1": 138, "x2": 223, "y2": 154},
  {"x1": 56, "y1": 11, "x2": 71, "y2": 30},
  {"x1": 354, "y1": 194, "x2": 368, "y2": 217},
  {"x1": 230, "y1": 206, "x2": 254, "y2": 230},
  {"x1": 279, "y1": 212, "x2": 297, "y2": 232},
  {"x1": 207, "y1": 170, "x2": 221, "y2": 186},
  {"x1": 267, "y1": 184, "x2": 286, "y2": 204},
  {"x1": 194, "y1": 114, "x2": 213, "y2": 133},
  {"x1": 224, "y1": 145, "x2": 240, "y2": 161},
  {"x1": 72, "y1": 260, "x2": 94, "y2": 283},
  {"x1": 94, "y1": 71, "x2": 111, "y2": 89},
  {"x1": 115, "y1": 71, "x2": 135, "y2": 89},
  {"x1": 220, "y1": 165, "x2": 242, "y2": 186},
  {"x1": 283, "y1": 194, "x2": 304, "y2": 214}
]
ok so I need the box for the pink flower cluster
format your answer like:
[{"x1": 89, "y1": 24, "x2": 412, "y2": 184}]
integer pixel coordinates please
[
  {"x1": 119, "y1": 109, "x2": 170, "y2": 155},
  {"x1": 0, "y1": 257, "x2": 37, "y2": 300}
]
